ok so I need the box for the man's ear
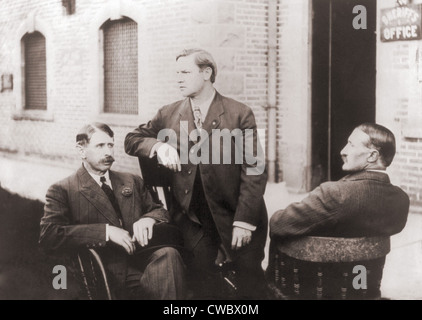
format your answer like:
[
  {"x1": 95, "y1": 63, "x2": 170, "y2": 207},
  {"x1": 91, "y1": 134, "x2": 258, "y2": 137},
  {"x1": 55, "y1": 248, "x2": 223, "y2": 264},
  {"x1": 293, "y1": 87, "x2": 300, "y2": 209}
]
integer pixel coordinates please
[
  {"x1": 76, "y1": 143, "x2": 86, "y2": 159},
  {"x1": 202, "y1": 67, "x2": 212, "y2": 81},
  {"x1": 367, "y1": 149, "x2": 380, "y2": 163}
]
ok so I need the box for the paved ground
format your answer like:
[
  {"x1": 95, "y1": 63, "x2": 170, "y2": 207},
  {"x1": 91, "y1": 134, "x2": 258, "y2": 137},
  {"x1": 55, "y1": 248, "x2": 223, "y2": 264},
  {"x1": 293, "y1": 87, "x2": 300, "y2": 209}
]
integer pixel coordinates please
[{"x1": 0, "y1": 155, "x2": 421, "y2": 300}]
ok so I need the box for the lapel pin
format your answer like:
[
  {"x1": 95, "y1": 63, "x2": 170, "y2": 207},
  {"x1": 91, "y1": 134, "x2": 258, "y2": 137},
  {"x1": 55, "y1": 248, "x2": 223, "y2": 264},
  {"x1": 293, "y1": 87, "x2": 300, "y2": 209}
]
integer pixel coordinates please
[{"x1": 122, "y1": 187, "x2": 133, "y2": 197}]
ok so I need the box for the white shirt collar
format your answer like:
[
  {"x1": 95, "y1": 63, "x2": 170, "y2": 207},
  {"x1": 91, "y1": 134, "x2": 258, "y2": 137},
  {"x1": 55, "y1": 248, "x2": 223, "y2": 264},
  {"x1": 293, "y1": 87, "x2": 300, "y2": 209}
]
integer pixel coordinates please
[
  {"x1": 86, "y1": 167, "x2": 112, "y2": 189},
  {"x1": 190, "y1": 89, "x2": 216, "y2": 119}
]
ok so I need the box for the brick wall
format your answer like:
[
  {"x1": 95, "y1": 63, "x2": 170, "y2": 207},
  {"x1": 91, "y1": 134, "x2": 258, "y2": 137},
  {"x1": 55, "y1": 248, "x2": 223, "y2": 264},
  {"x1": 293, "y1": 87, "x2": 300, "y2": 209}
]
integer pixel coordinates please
[
  {"x1": 3, "y1": 0, "x2": 419, "y2": 214},
  {"x1": 0, "y1": 0, "x2": 273, "y2": 177},
  {"x1": 398, "y1": 138, "x2": 422, "y2": 213},
  {"x1": 377, "y1": 0, "x2": 422, "y2": 214}
]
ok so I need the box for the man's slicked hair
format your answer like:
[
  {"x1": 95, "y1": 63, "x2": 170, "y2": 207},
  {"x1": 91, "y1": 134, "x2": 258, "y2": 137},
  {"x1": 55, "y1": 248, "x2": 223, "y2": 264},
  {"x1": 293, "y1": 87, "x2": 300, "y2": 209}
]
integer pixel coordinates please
[
  {"x1": 76, "y1": 122, "x2": 114, "y2": 146},
  {"x1": 176, "y1": 48, "x2": 217, "y2": 83},
  {"x1": 357, "y1": 123, "x2": 396, "y2": 167}
]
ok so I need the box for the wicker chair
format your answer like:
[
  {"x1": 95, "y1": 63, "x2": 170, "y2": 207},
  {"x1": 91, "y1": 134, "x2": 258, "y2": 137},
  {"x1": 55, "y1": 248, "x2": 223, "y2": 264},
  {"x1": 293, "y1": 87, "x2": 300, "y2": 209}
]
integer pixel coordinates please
[
  {"x1": 266, "y1": 236, "x2": 391, "y2": 300},
  {"x1": 74, "y1": 248, "x2": 114, "y2": 300}
]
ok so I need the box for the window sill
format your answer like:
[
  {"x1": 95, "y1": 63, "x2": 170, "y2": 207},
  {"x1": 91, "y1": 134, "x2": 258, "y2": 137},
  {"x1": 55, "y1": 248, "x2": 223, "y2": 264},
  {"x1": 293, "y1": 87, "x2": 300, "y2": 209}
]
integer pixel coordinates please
[
  {"x1": 403, "y1": 128, "x2": 422, "y2": 140},
  {"x1": 12, "y1": 110, "x2": 54, "y2": 122},
  {"x1": 96, "y1": 112, "x2": 147, "y2": 128}
]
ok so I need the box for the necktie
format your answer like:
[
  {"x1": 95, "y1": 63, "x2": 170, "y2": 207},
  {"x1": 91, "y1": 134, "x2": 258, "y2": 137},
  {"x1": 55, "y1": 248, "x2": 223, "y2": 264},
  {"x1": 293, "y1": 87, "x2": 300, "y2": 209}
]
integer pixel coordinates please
[
  {"x1": 100, "y1": 176, "x2": 123, "y2": 226},
  {"x1": 193, "y1": 105, "x2": 202, "y2": 130}
]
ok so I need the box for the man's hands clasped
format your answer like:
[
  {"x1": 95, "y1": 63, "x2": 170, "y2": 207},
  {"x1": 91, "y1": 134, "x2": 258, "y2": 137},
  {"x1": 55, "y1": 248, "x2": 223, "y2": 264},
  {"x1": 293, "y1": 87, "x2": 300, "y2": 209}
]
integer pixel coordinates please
[
  {"x1": 132, "y1": 217, "x2": 156, "y2": 247},
  {"x1": 108, "y1": 217, "x2": 157, "y2": 255},
  {"x1": 108, "y1": 226, "x2": 136, "y2": 255}
]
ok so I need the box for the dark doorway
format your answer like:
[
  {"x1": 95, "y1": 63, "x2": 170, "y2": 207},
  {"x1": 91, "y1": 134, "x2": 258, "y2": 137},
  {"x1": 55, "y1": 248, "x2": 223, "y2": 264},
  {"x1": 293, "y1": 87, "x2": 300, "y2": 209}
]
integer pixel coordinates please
[{"x1": 311, "y1": 0, "x2": 376, "y2": 189}]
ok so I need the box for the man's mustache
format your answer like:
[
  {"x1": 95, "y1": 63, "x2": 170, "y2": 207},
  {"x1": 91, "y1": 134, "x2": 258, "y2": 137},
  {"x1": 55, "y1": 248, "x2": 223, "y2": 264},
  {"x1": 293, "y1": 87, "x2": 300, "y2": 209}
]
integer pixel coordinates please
[{"x1": 101, "y1": 157, "x2": 115, "y2": 164}]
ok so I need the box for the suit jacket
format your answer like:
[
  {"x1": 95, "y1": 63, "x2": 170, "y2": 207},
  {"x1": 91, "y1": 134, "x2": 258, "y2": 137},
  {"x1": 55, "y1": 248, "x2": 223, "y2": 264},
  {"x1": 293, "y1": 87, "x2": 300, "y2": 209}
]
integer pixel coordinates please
[
  {"x1": 39, "y1": 166, "x2": 169, "y2": 288},
  {"x1": 270, "y1": 171, "x2": 410, "y2": 239},
  {"x1": 125, "y1": 92, "x2": 268, "y2": 260}
]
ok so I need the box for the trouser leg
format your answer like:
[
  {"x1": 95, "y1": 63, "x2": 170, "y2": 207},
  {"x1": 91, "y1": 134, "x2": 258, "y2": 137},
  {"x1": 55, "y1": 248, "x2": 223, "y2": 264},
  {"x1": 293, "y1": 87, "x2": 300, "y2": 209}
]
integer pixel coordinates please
[
  {"x1": 187, "y1": 234, "x2": 220, "y2": 299},
  {"x1": 187, "y1": 239, "x2": 267, "y2": 300},
  {"x1": 126, "y1": 247, "x2": 186, "y2": 300},
  {"x1": 233, "y1": 248, "x2": 267, "y2": 300}
]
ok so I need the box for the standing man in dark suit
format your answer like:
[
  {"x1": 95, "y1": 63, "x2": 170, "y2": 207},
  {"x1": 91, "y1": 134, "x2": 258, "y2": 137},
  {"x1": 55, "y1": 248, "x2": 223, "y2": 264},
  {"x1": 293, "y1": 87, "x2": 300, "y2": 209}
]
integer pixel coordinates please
[
  {"x1": 270, "y1": 123, "x2": 410, "y2": 239},
  {"x1": 124, "y1": 49, "x2": 268, "y2": 299},
  {"x1": 39, "y1": 122, "x2": 186, "y2": 299}
]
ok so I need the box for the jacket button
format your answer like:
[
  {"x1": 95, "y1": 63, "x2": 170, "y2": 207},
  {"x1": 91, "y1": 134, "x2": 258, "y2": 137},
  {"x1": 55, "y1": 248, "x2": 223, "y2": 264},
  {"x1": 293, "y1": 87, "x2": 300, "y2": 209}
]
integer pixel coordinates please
[
  {"x1": 187, "y1": 169, "x2": 192, "y2": 175},
  {"x1": 212, "y1": 121, "x2": 216, "y2": 126},
  {"x1": 185, "y1": 189, "x2": 189, "y2": 194}
]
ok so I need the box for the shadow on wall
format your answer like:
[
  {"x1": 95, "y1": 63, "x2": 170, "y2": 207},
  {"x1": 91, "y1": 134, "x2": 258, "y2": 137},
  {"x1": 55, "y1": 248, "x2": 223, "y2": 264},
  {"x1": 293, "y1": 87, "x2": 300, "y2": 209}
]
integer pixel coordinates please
[{"x1": 0, "y1": 185, "x2": 80, "y2": 300}]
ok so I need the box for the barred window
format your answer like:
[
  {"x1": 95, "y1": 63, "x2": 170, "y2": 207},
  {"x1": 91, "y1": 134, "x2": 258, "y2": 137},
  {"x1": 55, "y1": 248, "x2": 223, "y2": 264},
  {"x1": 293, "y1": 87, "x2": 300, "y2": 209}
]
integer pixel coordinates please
[
  {"x1": 23, "y1": 32, "x2": 47, "y2": 110},
  {"x1": 102, "y1": 17, "x2": 138, "y2": 115}
]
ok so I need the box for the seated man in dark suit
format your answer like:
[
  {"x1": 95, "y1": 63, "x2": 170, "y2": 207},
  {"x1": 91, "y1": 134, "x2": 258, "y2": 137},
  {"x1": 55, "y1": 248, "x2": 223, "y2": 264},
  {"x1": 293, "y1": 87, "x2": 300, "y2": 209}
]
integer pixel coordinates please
[
  {"x1": 270, "y1": 123, "x2": 410, "y2": 239},
  {"x1": 39, "y1": 122, "x2": 186, "y2": 299},
  {"x1": 269, "y1": 123, "x2": 410, "y2": 299}
]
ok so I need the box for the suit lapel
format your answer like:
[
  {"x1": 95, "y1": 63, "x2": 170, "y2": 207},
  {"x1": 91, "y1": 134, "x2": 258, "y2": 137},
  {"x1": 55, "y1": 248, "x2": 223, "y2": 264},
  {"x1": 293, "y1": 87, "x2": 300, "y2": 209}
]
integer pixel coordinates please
[
  {"x1": 78, "y1": 166, "x2": 121, "y2": 226},
  {"x1": 109, "y1": 170, "x2": 135, "y2": 228},
  {"x1": 202, "y1": 93, "x2": 224, "y2": 134},
  {"x1": 178, "y1": 98, "x2": 195, "y2": 137},
  {"x1": 196, "y1": 93, "x2": 225, "y2": 150}
]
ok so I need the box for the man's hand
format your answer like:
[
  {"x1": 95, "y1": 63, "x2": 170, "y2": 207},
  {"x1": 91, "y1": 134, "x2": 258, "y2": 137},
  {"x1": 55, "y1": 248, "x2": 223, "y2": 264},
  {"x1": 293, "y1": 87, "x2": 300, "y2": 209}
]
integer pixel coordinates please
[
  {"x1": 156, "y1": 143, "x2": 181, "y2": 172},
  {"x1": 108, "y1": 226, "x2": 136, "y2": 255},
  {"x1": 231, "y1": 226, "x2": 252, "y2": 250},
  {"x1": 133, "y1": 217, "x2": 157, "y2": 247}
]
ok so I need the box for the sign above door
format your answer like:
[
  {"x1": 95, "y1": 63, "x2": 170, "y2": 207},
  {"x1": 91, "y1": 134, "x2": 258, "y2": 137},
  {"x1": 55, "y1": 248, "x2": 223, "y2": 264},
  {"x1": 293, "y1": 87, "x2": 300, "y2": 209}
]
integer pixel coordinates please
[{"x1": 381, "y1": 5, "x2": 422, "y2": 42}]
